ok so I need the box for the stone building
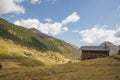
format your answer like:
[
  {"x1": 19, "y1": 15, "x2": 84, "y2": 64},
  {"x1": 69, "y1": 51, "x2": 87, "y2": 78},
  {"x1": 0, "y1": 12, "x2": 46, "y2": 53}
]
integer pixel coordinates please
[
  {"x1": 100, "y1": 41, "x2": 119, "y2": 55},
  {"x1": 80, "y1": 46, "x2": 109, "y2": 60}
]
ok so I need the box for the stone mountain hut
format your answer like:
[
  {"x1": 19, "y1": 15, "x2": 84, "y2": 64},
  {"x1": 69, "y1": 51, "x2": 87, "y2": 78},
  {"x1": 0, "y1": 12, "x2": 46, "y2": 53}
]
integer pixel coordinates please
[{"x1": 100, "y1": 41, "x2": 119, "y2": 55}]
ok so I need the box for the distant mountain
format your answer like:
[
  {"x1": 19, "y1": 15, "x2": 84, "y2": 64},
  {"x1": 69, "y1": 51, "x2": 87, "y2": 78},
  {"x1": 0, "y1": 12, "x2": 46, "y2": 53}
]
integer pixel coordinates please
[
  {"x1": 100, "y1": 41, "x2": 119, "y2": 55},
  {"x1": 0, "y1": 18, "x2": 80, "y2": 59}
]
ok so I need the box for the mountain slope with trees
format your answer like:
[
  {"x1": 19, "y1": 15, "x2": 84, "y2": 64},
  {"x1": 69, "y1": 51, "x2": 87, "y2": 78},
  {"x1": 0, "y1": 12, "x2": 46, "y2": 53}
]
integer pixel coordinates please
[{"x1": 0, "y1": 18, "x2": 80, "y2": 60}]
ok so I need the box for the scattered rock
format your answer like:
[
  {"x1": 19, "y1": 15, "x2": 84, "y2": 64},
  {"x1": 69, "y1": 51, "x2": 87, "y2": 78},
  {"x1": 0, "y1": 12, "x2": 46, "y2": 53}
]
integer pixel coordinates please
[{"x1": 24, "y1": 52, "x2": 32, "y2": 56}]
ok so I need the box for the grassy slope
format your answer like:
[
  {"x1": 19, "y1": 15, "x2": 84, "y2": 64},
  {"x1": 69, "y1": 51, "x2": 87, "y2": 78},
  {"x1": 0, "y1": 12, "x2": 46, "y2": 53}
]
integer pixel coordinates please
[
  {"x1": 0, "y1": 56, "x2": 120, "y2": 80},
  {"x1": 0, "y1": 38, "x2": 69, "y2": 66},
  {"x1": 0, "y1": 18, "x2": 80, "y2": 59}
]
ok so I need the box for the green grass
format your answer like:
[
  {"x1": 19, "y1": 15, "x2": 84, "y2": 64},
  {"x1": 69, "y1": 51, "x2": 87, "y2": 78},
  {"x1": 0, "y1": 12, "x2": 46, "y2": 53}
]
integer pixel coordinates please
[{"x1": 0, "y1": 46, "x2": 12, "y2": 59}]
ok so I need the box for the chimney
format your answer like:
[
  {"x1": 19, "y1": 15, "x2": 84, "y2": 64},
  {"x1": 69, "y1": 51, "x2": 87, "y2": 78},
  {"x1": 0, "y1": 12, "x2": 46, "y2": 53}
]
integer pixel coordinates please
[{"x1": 105, "y1": 43, "x2": 107, "y2": 49}]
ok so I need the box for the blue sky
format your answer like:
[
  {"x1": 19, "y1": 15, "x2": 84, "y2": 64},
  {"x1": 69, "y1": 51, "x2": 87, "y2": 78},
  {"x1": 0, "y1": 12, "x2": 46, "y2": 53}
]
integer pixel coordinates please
[{"x1": 0, "y1": 0, "x2": 120, "y2": 47}]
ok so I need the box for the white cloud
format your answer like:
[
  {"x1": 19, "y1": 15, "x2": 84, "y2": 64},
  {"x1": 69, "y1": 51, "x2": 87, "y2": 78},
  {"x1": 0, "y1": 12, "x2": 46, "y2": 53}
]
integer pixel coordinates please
[
  {"x1": 41, "y1": 22, "x2": 63, "y2": 35},
  {"x1": 14, "y1": 19, "x2": 40, "y2": 29},
  {"x1": 0, "y1": 0, "x2": 59, "y2": 15},
  {"x1": 79, "y1": 25, "x2": 120, "y2": 46},
  {"x1": 14, "y1": 19, "x2": 68, "y2": 35},
  {"x1": 45, "y1": 18, "x2": 52, "y2": 23},
  {"x1": 30, "y1": 0, "x2": 41, "y2": 4},
  {"x1": 62, "y1": 12, "x2": 80, "y2": 25},
  {"x1": 14, "y1": 12, "x2": 80, "y2": 35},
  {"x1": 0, "y1": 0, "x2": 25, "y2": 15},
  {"x1": 62, "y1": 27, "x2": 68, "y2": 32}
]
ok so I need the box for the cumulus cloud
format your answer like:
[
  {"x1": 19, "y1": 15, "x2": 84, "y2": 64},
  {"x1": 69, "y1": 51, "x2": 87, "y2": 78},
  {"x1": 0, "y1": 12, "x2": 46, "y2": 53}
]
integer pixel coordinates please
[
  {"x1": 79, "y1": 25, "x2": 120, "y2": 46},
  {"x1": 62, "y1": 12, "x2": 80, "y2": 25},
  {"x1": 62, "y1": 27, "x2": 68, "y2": 32},
  {"x1": 14, "y1": 19, "x2": 40, "y2": 29},
  {"x1": 0, "y1": 0, "x2": 59, "y2": 15},
  {"x1": 14, "y1": 19, "x2": 68, "y2": 35},
  {"x1": 30, "y1": 0, "x2": 41, "y2": 4},
  {"x1": 0, "y1": 0, "x2": 25, "y2": 15},
  {"x1": 45, "y1": 18, "x2": 52, "y2": 23},
  {"x1": 14, "y1": 12, "x2": 79, "y2": 35},
  {"x1": 115, "y1": 28, "x2": 120, "y2": 38}
]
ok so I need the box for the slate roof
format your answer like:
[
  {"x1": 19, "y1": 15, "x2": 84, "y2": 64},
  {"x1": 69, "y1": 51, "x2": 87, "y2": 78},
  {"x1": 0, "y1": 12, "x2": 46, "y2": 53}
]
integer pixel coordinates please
[{"x1": 80, "y1": 46, "x2": 109, "y2": 51}]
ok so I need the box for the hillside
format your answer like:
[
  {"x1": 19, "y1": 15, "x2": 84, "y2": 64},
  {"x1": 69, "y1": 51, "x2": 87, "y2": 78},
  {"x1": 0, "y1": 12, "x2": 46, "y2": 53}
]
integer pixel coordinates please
[
  {"x1": 0, "y1": 38, "x2": 68, "y2": 66},
  {"x1": 0, "y1": 18, "x2": 80, "y2": 60},
  {"x1": 0, "y1": 55, "x2": 120, "y2": 80}
]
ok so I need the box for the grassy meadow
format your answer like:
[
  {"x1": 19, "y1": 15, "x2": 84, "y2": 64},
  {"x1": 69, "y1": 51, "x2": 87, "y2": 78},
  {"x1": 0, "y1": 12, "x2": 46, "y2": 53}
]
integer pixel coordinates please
[{"x1": 0, "y1": 55, "x2": 120, "y2": 80}]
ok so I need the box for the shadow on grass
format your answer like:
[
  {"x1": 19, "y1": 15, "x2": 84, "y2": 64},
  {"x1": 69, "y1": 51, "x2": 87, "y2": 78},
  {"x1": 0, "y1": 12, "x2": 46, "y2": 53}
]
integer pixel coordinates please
[{"x1": 0, "y1": 72, "x2": 18, "y2": 78}]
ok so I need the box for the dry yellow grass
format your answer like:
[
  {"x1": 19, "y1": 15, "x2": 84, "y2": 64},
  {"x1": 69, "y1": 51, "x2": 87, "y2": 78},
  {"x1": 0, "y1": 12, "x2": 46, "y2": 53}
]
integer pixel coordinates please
[
  {"x1": 0, "y1": 57, "x2": 120, "y2": 80},
  {"x1": 0, "y1": 38, "x2": 70, "y2": 66},
  {"x1": 0, "y1": 38, "x2": 120, "y2": 80}
]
